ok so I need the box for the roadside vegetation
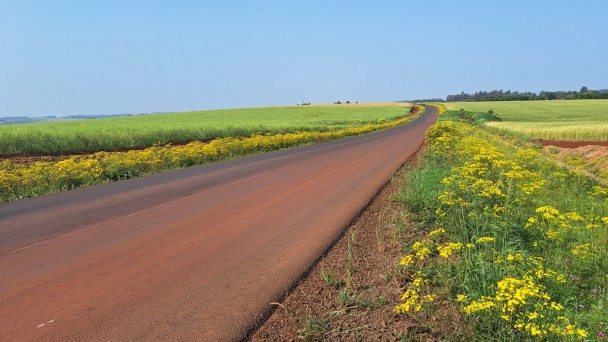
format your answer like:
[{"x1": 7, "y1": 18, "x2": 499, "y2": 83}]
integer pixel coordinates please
[
  {"x1": 394, "y1": 118, "x2": 607, "y2": 340},
  {"x1": 0, "y1": 105, "x2": 422, "y2": 203},
  {"x1": 0, "y1": 103, "x2": 410, "y2": 156}
]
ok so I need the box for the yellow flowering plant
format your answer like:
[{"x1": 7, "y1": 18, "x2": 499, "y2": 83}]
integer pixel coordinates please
[{"x1": 396, "y1": 119, "x2": 607, "y2": 340}]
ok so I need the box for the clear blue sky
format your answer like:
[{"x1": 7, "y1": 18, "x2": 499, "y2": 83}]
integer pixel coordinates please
[{"x1": 1, "y1": 1, "x2": 607, "y2": 117}]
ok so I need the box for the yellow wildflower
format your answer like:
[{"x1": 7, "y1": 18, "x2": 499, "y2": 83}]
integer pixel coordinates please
[
  {"x1": 476, "y1": 236, "x2": 495, "y2": 243},
  {"x1": 535, "y1": 206, "x2": 559, "y2": 220},
  {"x1": 437, "y1": 242, "x2": 463, "y2": 258},
  {"x1": 525, "y1": 217, "x2": 537, "y2": 228},
  {"x1": 545, "y1": 231, "x2": 559, "y2": 239},
  {"x1": 399, "y1": 254, "x2": 415, "y2": 267},
  {"x1": 428, "y1": 228, "x2": 446, "y2": 237},
  {"x1": 571, "y1": 243, "x2": 594, "y2": 258},
  {"x1": 456, "y1": 294, "x2": 467, "y2": 302}
]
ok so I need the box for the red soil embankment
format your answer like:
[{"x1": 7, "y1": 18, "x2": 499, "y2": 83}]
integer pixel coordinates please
[{"x1": 539, "y1": 140, "x2": 608, "y2": 148}]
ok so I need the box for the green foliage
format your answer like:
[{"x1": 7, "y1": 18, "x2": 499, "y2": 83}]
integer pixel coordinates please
[
  {"x1": 397, "y1": 122, "x2": 607, "y2": 340},
  {"x1": 297, "y1": 314, "x2": 331, "y2": 341},
  {"x1": 441, "y1": 110, "x2": 501, "y2": 125},
  {"x1": 321, "y1": 269, "x2": 343, "y2": 288},
  {"x1": 397, "y1": 162, "x2": 450, "y2": 225},
  {"x1": 446, "y1": 88, "x2": 608, "y2": 102}
]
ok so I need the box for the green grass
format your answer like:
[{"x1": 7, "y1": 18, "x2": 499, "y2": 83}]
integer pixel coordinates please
[
  {"x1": 0, "y1": 103, "x2": 411, "y2": 156},
  {"x1": 446, "y1": 100, "x2": 608, "y2": 141}
]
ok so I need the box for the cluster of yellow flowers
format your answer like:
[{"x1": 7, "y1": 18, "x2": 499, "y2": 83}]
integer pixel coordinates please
[
  {"x1": 395, "y1": 121, "x2": 607, "y2": 339},
  {"x1": 395, "y1": 271, "x2": 436, "y2": 313},
  {"x1": 0, "y1": 109, "x2": 422, "y2": 202},
  {"x1": 461, "y1": 271, "x2": 584, "y2": 340},
  {"x1": 396, "y1": 225, "x2": 499, "y2": 314}
]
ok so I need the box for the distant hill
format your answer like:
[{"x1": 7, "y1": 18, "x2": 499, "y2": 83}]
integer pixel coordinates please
[{"x1": 0, "y1": 113, "x2": 132, "y2": 125}]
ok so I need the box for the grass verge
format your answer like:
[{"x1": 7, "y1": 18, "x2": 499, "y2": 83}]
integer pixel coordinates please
[{"x1": 394, "y1": 121, "x2": 607, "y2": 341}]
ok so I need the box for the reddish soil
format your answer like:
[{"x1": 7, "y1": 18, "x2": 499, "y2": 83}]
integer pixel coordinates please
[
  {"x1": 3, "y1": 154, "x2": 73, "y2": 166},
  {"x1": 544, "y1": 144, "x2": 608, "y2": 182},
  {"x1": 539, "y1": 140, "x2": 608, "y2": 148},
  {"x1": 0, "y1": 109, "x2": 437, "y2": 340}
]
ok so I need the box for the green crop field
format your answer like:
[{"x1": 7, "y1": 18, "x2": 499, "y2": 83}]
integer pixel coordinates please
[
  {"x1": 0, "y1": 103, "x2": 411, "y2": 156},
  {"x1": 446, "y1": 100, "x2": 608, "y2": 141}
]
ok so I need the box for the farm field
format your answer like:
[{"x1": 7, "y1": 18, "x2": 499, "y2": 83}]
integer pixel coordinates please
[
  {"x1": 0, "y1": 103, "x2": 411, "y2": 156},
  {"x1": 446, "y1": 100, "x2": 608, "y2": 141}
]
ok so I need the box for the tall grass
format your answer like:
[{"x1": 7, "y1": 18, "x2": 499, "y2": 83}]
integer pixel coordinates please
[{"x1": 0, "y1": 103, "x2": 411, "y2": 156}]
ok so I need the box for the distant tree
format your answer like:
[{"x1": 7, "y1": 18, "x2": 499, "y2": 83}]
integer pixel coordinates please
[{"x1": 580, "y1": 86, "x2": 589, "y2": 93}]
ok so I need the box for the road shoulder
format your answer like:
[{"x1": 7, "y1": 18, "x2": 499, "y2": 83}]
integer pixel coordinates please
[{"x1": 248, "y1": 149, "x2": 449, "y2": 340}]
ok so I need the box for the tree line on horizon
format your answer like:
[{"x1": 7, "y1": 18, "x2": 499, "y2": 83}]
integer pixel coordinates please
[{"x1": 445, "y1": 87, "x2": 608, "y2": 102}]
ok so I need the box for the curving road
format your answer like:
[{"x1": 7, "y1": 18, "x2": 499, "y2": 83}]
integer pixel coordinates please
[{"x1": 0, "y1": 105, "x2": 437, "y2": 341}]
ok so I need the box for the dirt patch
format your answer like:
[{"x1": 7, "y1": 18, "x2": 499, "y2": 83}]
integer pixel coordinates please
[
  {"x1": 248, "y1": 150, "x2": 465, "y2": 341},
  {"x1": 539, "y1": 140, "x2": 608, "y2": 148},
  {"x1": 2, "y1": 154, "x2": 73, "y2": 166}
]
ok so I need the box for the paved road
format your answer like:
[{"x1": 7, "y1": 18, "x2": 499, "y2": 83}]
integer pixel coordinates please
[{"x1": 0, "y1": 106, "x2": 437, "y2": 341}]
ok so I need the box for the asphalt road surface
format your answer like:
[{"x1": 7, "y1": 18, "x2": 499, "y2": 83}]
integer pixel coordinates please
[{"x1": 0, "y1": 105, "x2": 437, "y2": 341}]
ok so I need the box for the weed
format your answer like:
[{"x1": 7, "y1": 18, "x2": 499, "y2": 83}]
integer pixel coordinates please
[
  {"x1": 345, "y1": 230, "x2": 357, "y2": 289},
  {"x1": 320, "y1": 269, "x2": 342, "y2": 288},
  {"x1": 337, "y1": 288, "x2": 355, "y2": 308},
  {"x1": 376, "y1": 208, "x2": 387, "y2": 252},
  {"x1": 296, "y1": 314, "x2": 331, "y2": 342}
]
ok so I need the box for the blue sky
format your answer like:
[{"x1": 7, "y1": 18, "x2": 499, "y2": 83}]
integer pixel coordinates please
[{"x1": 1, "y1": 1, "x2": 607, "y2": 117}]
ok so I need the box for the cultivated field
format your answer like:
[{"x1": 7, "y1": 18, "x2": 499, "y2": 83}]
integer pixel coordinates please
[
  {"x1": 446, "y1": 100, "x2": 608, "y2": 141},
  {"x1": 0, "y1": 103, "x2": 411, "y2": 156}
]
